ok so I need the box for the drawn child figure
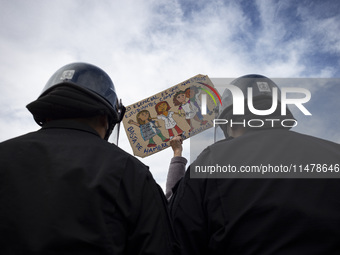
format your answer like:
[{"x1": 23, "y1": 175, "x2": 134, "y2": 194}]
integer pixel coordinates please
[
  {"x1": 128, "y1": 110, "x2": 169, "y2": 147},
  {"x1": 155, "y1": 101, "x2": 184, "y2": 139},
  {"x1": 186, "y1": 86, "x2": 213, "y2": 118},
  {"x1": 173, "y1": 90, "x2": 204, "y2": 133}
]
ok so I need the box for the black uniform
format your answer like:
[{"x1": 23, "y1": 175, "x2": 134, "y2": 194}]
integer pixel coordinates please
[
  {"x1": 0, "y1": 120, "x2": 178, "y2": 255},
  {"x1": 170, "y1": 129, "x2": 340, "y2": 255}
]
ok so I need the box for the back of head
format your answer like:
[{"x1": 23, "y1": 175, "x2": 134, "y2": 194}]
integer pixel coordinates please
[
  {"x1": 27, "y1": 62, "x2": 126, "y2": 140},
  {"x1": 217, "y1": 74, "x2": 295, "y2": 138}
]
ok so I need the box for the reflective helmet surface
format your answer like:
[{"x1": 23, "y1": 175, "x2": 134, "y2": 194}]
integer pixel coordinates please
[
  {"x1": 41, "y1": 62, "x2": 123, "y2": 124},
  {"x1": 218, "y1": 74, "x2": 281, "y2": 119}
]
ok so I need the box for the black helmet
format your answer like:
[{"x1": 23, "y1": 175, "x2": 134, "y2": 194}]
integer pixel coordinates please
[
  {"x1": 40, "y1": 62, "x2": 125, "y2": 125},
  {"x1": 218, "y1": 74, "x2": 283, "y2": 120},
  {"x1": 28, "y1": 62, "x2": 126, "y2": 141},
  {"x1": 215, "y1": 74, "x2": 295, "y2": 140}
]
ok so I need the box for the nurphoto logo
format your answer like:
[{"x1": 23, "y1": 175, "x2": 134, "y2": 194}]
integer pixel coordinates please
[{"x1": 205, "y1": 82, "x2": 312, "y2": 128}]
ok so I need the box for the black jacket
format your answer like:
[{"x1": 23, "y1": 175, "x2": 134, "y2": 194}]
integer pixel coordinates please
[
  {"x1": 0, "y1": 120, "x2": 178, "y2": 255},
  {"x1": 170, "y1": 129, "x2": 340, "y2": 255}
]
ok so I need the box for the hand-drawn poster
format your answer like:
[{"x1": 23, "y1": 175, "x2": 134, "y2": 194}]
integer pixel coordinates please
[{"x1": 122, "y1": 74, "x2": 221, "y2": 158}]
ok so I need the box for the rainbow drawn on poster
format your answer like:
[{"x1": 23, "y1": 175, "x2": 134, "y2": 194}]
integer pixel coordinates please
[{"x1": 197, "y1": 82, "x2": 222, "y2": 107}]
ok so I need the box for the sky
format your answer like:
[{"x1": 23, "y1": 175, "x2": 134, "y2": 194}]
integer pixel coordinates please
[{"x1": 1, "y1": 0, "x2": 339, "y2": 189}]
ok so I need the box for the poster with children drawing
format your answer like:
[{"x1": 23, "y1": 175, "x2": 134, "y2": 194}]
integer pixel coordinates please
[{"x1": 122, "y1": 74, "x2": 220, "y2": 158}]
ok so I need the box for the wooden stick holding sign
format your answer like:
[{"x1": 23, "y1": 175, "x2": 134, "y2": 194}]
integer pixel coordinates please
[{"x1": 122, "y1": 74, "x2": 219, "y2": 158}]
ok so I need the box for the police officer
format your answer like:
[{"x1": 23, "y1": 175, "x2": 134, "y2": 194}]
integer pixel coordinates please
[
  {"x1": 0, "y1": 63, "x2": 178, "y2": 254},
  {"x1": 169, "y1": 75, "x2": 340, "y2": 254}
]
